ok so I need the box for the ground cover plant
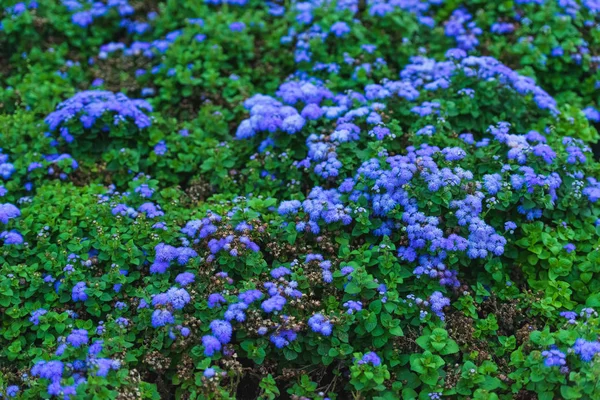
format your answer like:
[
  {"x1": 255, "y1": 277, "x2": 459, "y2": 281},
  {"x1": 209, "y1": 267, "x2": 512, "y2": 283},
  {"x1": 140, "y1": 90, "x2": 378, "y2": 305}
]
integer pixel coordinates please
[{"x1": 0, "y1": 0, "x2": 600, "y2": 399}]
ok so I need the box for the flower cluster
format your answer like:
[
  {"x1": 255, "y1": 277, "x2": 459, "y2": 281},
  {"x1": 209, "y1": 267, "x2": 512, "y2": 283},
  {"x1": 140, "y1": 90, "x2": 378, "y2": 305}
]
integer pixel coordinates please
[
  {"x1": 45, "y1": 90, "x2": 153, "y2": 133},
  {"x1": 64, "y1": 0, "x2": 135, "y2": 28},
  {"x1": 3, "y1": 0, "x2": 600, "y2": 398}
]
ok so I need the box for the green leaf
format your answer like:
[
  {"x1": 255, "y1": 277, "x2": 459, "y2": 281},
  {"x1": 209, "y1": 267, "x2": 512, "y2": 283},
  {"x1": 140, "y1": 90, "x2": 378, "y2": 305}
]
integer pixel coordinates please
[
  {"x1": 560, "y1": 386, "x2": 582, "y2": 399},
  {"x1": 365, "y1": 313, "x2": 378, "y2": 333}
]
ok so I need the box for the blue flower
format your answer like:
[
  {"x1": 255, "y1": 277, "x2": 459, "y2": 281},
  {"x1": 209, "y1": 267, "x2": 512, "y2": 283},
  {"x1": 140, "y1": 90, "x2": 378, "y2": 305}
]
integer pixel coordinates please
[
  {"x1": 308, "y1": 313, "x2": 333, "y2": 336},
  {"x1": 330, "y1": 21, "x2": 351, "y2": 37},
  {"x1": 271, "y1": 266, "x2": 291, "y2": 279},
  {"x1": 151, "y1": 309, "x2": 174, "y2": 328},
  {"x1": 573, "y1": 339, "x2": 600, "y2": 362},
  {"x1": 358, "y1": 352, "x2": 381, "y2": 366},
  {"x1": 0, "y1": 204, "x2": 20, "y2": 224},
  {"x1": 229, "y1": 22, "x2": 246, "y2": 32},
  {"x1": 6, "y1": 385, "x2": 19, "y2": 397},
  {"x1": 175, "y1": 272, "x2": 195, "y2": 286},
  {"x1": 29, "y1": 308, "x2": 47, "y2": 325},
  {"x1": 238, "y1": 289, "x2": 262, "y2": 304},
  {"x1": 72, "y1": 282, "x2": 88, "y2": 302},
  {"x1": 261, "y1": 295, "x2": 287, "y2": 313},
  {"x1": 209, "y1": 320, "x2": 233, "y2": 344},
  {"x1": 66, "y1": 329, "x2": 89, "y2": 348},
  {"x1": 202, "y1": 335, "x2": 222, "y2": 356}
]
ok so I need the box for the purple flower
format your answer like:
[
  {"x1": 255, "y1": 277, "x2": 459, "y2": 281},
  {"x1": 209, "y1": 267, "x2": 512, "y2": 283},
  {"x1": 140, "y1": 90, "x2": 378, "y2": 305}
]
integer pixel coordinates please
[
  {"x1": 281, "y1": 115, "x2": 305, "y2": 134},
  {"x1": 238, "y1": 289, "x2": 262, "y2": 304},
  {"x1": 560, "y1": 311, "x2": 577, "y2": 324},
  {"x1": 229, "y1": 22, "x2": 246, "y2": 32},
  {"x1": 224, "y1": 302, "x2": 248, "y2": 322},
  {"x1": 208, "y1": 293, "x2": 227, "y2": 308},
  {"x1": 0, "y1": 204, "x2": 20, "y2": 224},
  {"x1": 301, "y1": 104, "x2": 324, "y2": 120},
  {"x1": 31, "y1": 360, "x2": 64, "y2": 381},
  {"x1": 270, "y1": 330, "x2": 297, "y2": 348},
  {"x1": 6, "y1": 385, "x2": 19, "y2": 397},
  {"x1": 483, "y1": 174, "x2": 502, "y2": 195},
  {"x1": 261, "y1": 295, "x2": 287, "y2": 313},
  {"x1": 72, "y1": 281, "x2": 88, "y2": 302},
  {"x1": 151, "y1": 309, "x2": 174, "y2": 328},
  {"x1": 542, "y1": 348, "x2": 566, "y2": 367},
  {"x1": 89, "y1": 340, "x2": 103, "y2": 355},
  {"x1": 271, "y1": 266, "x2": 291, "y2": 279},
  {"x1": 343, "y1": 300, "x2": 362, "y2": 314},
  {"x1": 429, "y1": 291, "x2": 450, "y2": 320},
  {"x1": 330, "y1": 21, "x2": 351, "y2": 37},
  {"x1": 1, "y1": 230, "x2": 23, "y2": 245},
  {"x1": 67, "y1": 329, "x2": 89, "y2": 347},
  {"x1": 166, "y1": 287, "x2": 191, "y2": 309},
  {"x1": 45, "y1": 91, "x2": 152, "y2": 131},
  {"x1": 278, "y1": 200, "x2": 301, "y2": 215},
  {"x1": 202, "y1": 335, "x2": 222, "y2": 356},
  {"x1": 210, "y1": 320, "x2": 233, "y2": 344},
  {"x1": 308, "y1": 313, "x2": 333, "y2": 336},
  {"x1": 29, "y1": 308, "x2": 47, "y2": 325},
  {"x1": 154, "y1": 140, "x2": 167, "y2": 156},
  {"x1": 91, "y1": 358, "x2": 120, "y2": 377},
  {"x1": 442, "y1": 147, "x2": 466, "y2": 161},
  {"x1": 416, "y1": 125, "x2": 436, "y2": 136},
  {"x1": 573, "y1": 339, "x2": 600, "y2": 362},
  {"x1": 175, "y1": 272, "x2": 195, "y2": 286},
  {"x1": 358, "y1": 352, "x2": 381, "y2": 366},
  {"x1": 72, "y1": 11, "x2": 93, "y2": 27},
  {"x1": 584, "y1": 106, "x2": 600, "y2": 122}
]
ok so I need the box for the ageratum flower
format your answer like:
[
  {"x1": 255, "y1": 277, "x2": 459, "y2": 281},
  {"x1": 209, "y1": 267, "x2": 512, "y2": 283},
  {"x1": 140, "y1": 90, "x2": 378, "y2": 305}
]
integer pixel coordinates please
[
  {"x1": 224, "y1": 303, "x2": 248, "y2": 322},
  {"x1": 358, "y1": 352, "x2": 381, "y2": 366},
  {"x1": 429, "y1": 291, "x2": 451, "y2": 320},
  {"x1": 45, "y1": 91, "x2": 152, "y2": 132},
  {"x1": 66, "y1": 329, "x2": 89, "y2": 348},
  {"x1": 151, "y1": 309, "x2": 174, "y2": 328},
  {"x1": 0, "y1": 204, "x2": 20, "y2": 224},
  {"x1": 72, "y1": 282, "x2": 88, "y2": 302},
  {"x1": 6, "y1": 385, "x2": 18, "y2": 398},
  {"x1": 308, "y1": 313, "x2": 333, "y2": 336},
  {"x1": 238, "y1": 289, "x2": 262, "y2": 304},
  {"x1": 343, "y1": 300, "x2": 363, "y2": 314},
  {"x1": 271, "y1": 266, "x2": 291, "y2": 279},
  {"x1": 261, "y1": 294, "x2": 287, "y2": 313},
  {"x1": 270, "y1": 330, "x2": 297, "y2": 348},
  {"x1": 175, "y1": 272, "x2": 195, "y2": 286},
  {"x1": 91, "y1": 358, "x2": 120, "y2": 377},
  {"x1": 1, "y1": 230, "x2": 23, "y2": 245},
  {"x1": 29, "y1": 308, "x2": 47, "y2": 325},
  {"x1": 89, "y1": 340, "x2": 103, "y2": 356},
  {"x1": 31, "y1": 360, "x2": 64, "y2": 381},
  {"x1": 330, "y1": 21, "x2": 351, "y2": 37},
  {"x1": 209, "y1": 320, "x2": 233, "y2": 344},
  {"x1": 573, "y1": 339, "x2": 600, "y2": 362},
  {"x1": 202, "y1": 335, "x2": 222, "y2": 356}
]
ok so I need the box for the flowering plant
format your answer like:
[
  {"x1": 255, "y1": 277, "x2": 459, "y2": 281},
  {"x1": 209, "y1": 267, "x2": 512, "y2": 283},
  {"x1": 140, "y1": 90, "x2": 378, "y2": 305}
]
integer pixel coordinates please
[{"x1": 0, "y1": 0, "x2": 600, "y2": 399}]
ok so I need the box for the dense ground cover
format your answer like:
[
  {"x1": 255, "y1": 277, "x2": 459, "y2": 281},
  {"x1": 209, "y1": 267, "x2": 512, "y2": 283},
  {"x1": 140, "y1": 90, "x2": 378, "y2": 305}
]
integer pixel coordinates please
[{"x1": 0, "y1": 0, "x2": 600, "y2": 399}]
